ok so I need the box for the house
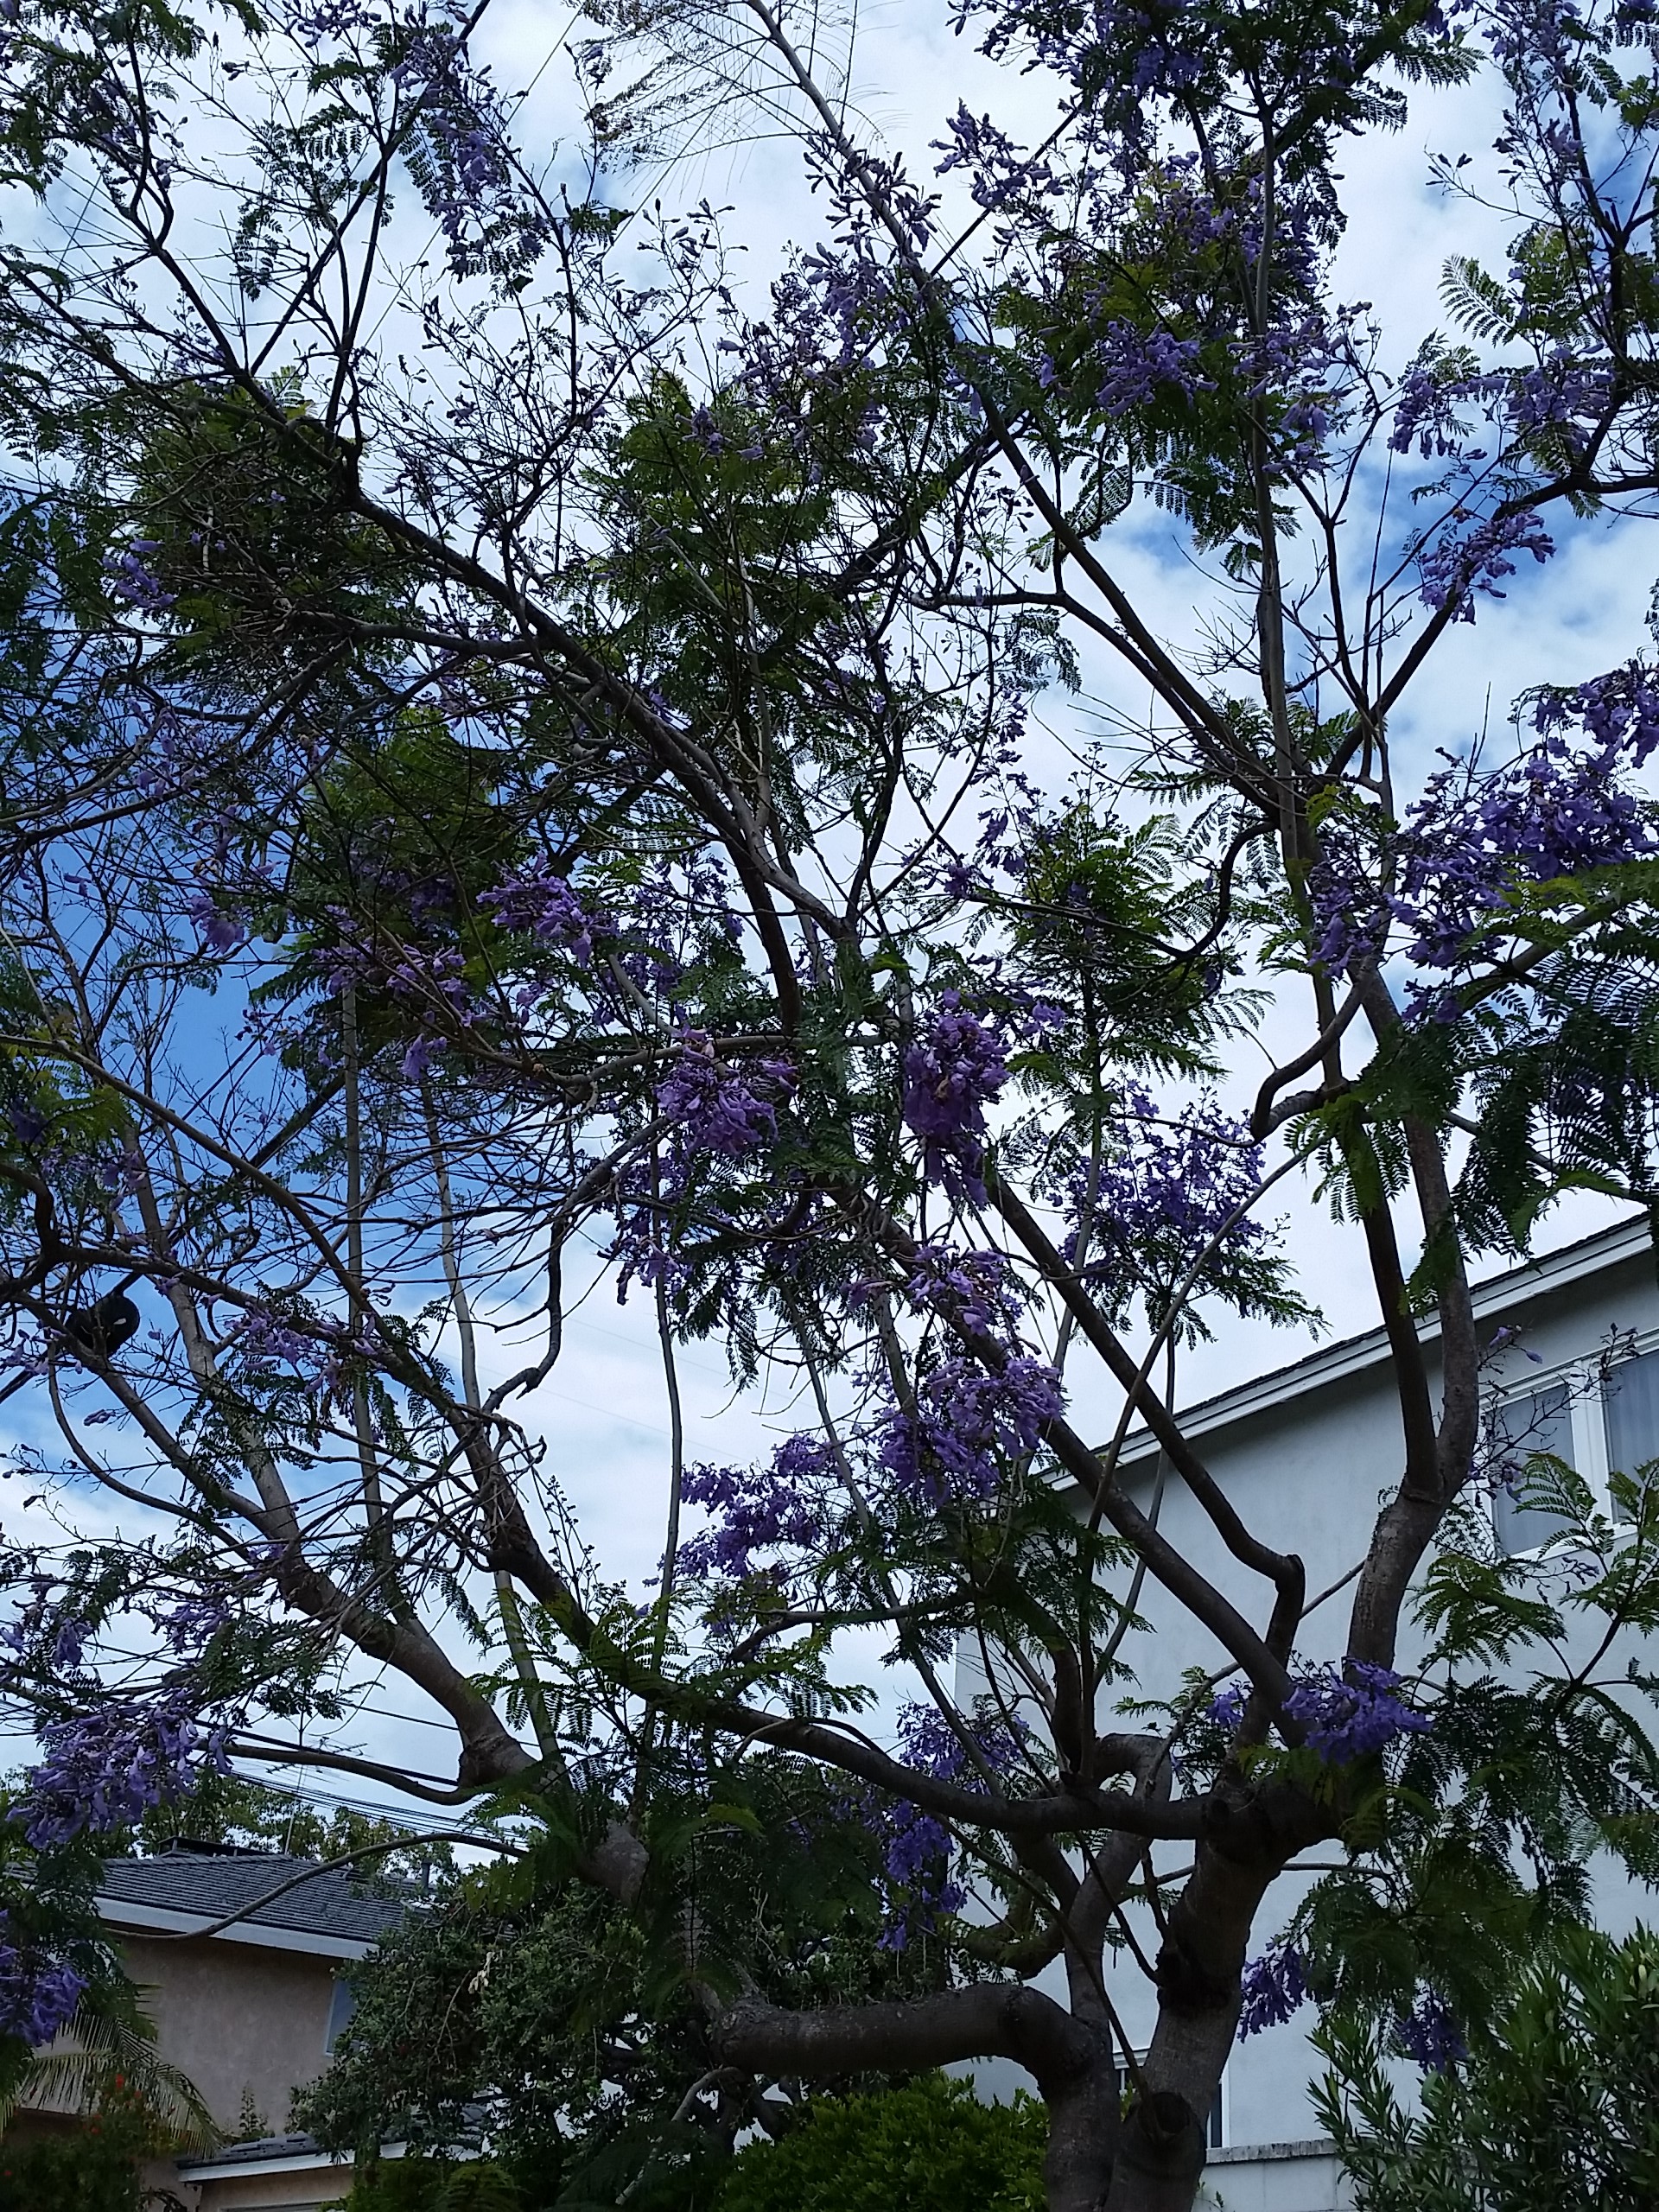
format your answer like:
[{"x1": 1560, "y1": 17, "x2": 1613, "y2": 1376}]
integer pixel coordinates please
[
  {"x1": 45, "y1": 1842, "x2": 410, "y2": 2210},
  {"x1": 965, "y1": 1213, "x2": 1659, "y2": 2210}
]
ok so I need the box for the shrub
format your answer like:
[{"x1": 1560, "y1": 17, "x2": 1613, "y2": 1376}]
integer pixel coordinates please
[
  {"x1": 1314, "y1": 1923, "x2": 1659, "y2": 2212},
  {"x1": 715, "y1": 2075, "x2": 1046, "y2": 2212},
  {"x1": 338, "y1": 2158, "x2": 524, "y2": 2212},
  {"x1": 0, "y1": 2113, "x2": 149, "y2": 2212}
]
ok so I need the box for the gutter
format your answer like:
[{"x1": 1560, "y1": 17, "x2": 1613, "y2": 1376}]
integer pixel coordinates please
[
  {"x1": 94, "y1": 1895, "x2": 376, "y2": 1961},
  {"x1": 1112, "y1": 1214, "x2": 1653, "y2": 1476}
]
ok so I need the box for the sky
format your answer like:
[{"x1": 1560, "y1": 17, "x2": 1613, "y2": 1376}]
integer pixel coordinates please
[
  {"x1": 454, "y1": 0, "x2": 1650, "y2": 1525},
  {"x1": 3, "y1": 0, "x2": 1653, "y2": 1816}
]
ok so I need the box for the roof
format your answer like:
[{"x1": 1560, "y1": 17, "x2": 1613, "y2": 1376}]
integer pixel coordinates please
[
  {"x1": 96, "y1": 1848, "x2": 412, "y2": 1962},
  {"x1": 1115, "y1": 1213, "x2": 1656, "y2": 1474},
  {"x1": 175, "y1": 2131, "x2": 348, "y2": 2181}
]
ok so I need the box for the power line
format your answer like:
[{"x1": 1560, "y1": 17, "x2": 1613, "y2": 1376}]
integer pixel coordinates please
[{"x1": 224, "y1": 1771, "x2": 505, "y2": 1840}]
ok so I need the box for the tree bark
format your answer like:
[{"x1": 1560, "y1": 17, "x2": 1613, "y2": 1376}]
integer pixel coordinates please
[{"x1": 714, "y1": 1983, "x2": 1119, "y2": 2212}]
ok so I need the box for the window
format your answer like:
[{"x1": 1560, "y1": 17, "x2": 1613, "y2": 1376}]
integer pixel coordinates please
[
  {"x1": 1115, "y1": 2063, "x2": 1223, "y2": 2149},
  {"x1": 325, "y1": 1977, "x2": 356, "y2": 2054},
  {"x1": 1603, "y1": 1347, "x2": 1659, "y2": 1516},
  {"x1": 1492, "y1": 1382, "x2": 1576, "y2": 1555}
]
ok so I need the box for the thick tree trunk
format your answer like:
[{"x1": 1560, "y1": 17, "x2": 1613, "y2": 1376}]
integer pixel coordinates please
[
  {"x1": 1042, "y1": 2044, "x2": 1122, "y2": 2212},
  {"x1": 1103, "y1": 1804, "x2": 1325, "y2": 2212},
  {"x1": 1103, "y1": 2087, "x2": 1210, "y2": 2212}
]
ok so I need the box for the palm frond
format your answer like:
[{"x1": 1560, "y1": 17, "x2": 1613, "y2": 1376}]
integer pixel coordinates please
[{"x1": 0, "y1": 2002, "x2": 219, "y2": 2153}]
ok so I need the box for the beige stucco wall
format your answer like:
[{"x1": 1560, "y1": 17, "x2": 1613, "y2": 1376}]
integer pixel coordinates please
[
  {"x1": 118, "y1": 1931, "x2": 338, "y2": 2136},
  {"x1": 186, "y1": 2161, "x2": 353, "y2": 2209}
]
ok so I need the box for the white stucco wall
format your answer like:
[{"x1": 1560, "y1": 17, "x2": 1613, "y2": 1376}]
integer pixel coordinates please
[{"x1": 962, "y1": 1217, "x2": 1659, "y2": 2201}]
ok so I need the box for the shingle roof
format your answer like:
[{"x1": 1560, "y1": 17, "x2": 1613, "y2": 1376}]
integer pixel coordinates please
[
  {"x1": 179, "y1": 2131, "x2": 328, "y2": 2171},
  {"x1": 96, "y1": 1849, "x2": 411, "y2": 1947}
]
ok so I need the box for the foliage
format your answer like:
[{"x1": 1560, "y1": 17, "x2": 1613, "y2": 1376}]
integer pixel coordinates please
[
  {"x1": 715, "y1": 2077, "x2": 1046, "y2": 2212},
  {"x1": 2, "y1": 0, "x2": 1659, "y2": 2209},
  {"x1": 0, "y1": 1810, "x2": 215, "y2": 2150},
  {"x1": 340, "y1": 2163, "x2": 530, "y2": 2212},
  {"x1": 0, "y1": 2105, "x2": 163, "y2": 2212},
  {"x1": 296, "y1": 1758, "x2": 952, "y2": 2192},
  {"x1": 1313, "y1": 1923, "x2": 1659, "y2": 2211}
]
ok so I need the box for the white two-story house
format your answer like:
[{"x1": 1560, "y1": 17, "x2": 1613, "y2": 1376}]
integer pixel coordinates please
[{"x1": 967, "y1": 1214, "x2": 1659, "y2": 2212}]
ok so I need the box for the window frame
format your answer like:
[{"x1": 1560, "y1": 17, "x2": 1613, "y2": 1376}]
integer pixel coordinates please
[
  {"x1": 1114, "y1": 2056, "x2": 1225, "y2": 2150},
  {"x1": 1490, "y1": 1332, "x2": 1659, "y2": 1553}
]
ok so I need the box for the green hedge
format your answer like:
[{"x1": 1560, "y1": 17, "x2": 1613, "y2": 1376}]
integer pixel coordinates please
[
  {"x1": 0, "y1": 2118, "x2": 148, "y2": 2212},
  {"x1": 336, "y1": 2076, "x2": 1046, "y2": 2212},
  {"x1": 715, "y1": 2076, "x2": 1046, "y2": 2212},
  {"x1": 339, "y1": 2158, "x2": 525, "y2": 2211}
]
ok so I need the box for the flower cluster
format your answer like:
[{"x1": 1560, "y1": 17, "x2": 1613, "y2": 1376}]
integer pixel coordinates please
[
  {"x1": 1236, "y1": 1941, "x2": 1309, "y2": 2037},
  {"x1": 876, "y1": 1354, "x2": 1062, "y2": 1505},
  {"x1": 932, "y1": 101, "x2": 1057, "y2": 211},
  {"x1": 1509, "y1": 350, "x2": 1616, "y2": 441},
  {"x1": 1393, "y1": 738, "x2": 1659, "y2": 970},
  {"x1": 1282, "y1": 1661, "x2": 1433, "y2": 1763},
  {"x1": 391, "y1": 21, "x2": 553, "y2": 279},
  {"x1": 864, "y1": 1701, "x2": 1026, "y2": 1949},
  {"x1": 1312, "y1": 709, "x2": 1659, "y2": 979},
  {"x1": 1535, "y1": 658, "x2": 1659, "y2": 764},
  {"x1": 183, "y1": 886, "x2": 248, "y2": 955},
  {"x1": 656, "y1": 1036, "x2": 789, "y2": 1165},
  {"x1": 898, "y1": 1243, "x2": 1019, "y2": 1337},
  {"x1": 678, "y1": 1436, "x2": 839, "y2": 1581},
  {"x1": 1093, "y1": 321, "x2": 1209, "y2": 414},
  {"x1": 1211, "y1": 1660, "x2": 1431, "y2": 1764},
  {"x1": 0, "y1": 1920, "x2": 87, "y2": 2047},
  {"x1": 901, "y1": 994, "x2": 1009, "y2": 1204},
  {"x1": 1391, "y1": 342, "x2": 1614, "y2": 468},
  {"x1": 1395, "y1": 1986, "x2": 1466, "y2": 2071},
  {"x1": 1060, "y1": 1090, "x2": 1275, "y2": 1324},
  {"x1": 102, "y1": 540, "x2": 175, "y2": 609},
  {"x1": 480, "y1": 870, "x2": 612, "y2": 966},
  {"x1": 16, "y1": 1694, "x2": 230, "y2": 1849},
  {"x1": 236, "y1": 1309, "x2": 321, "y2": 1369},
  {"x1": 1418, "y1": 509, "x2": 1555, "y2": 621}
]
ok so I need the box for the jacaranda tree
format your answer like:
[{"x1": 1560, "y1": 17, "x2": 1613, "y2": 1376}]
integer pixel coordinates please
[{"x1": 3, "y1": 0, "x2": 1659, "y2": 2205}]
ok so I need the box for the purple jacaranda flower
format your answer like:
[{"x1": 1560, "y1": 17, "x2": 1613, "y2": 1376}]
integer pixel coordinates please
[
  {"x1": 656, "y1": 1035, "x2": 788, "y2": 1162},
  {"x1": 1210, "y1": 1682, "x2": 1248, "y2": 1732},
  {"x1": 1417, "y1": 508, "x2": 1554, "y2": 621},
  {"x1": 16, "y1": 1693, "x2": 230, "y2": 1849},
  {"x1": 875, "y1": 1356, "x2": 1063, "y2": 1505},
  {"x1": 902, "y1": 994, "x2": 1009, "y2": 1205},
  {"x1": 1209, "y1": 1660, "x2": 1431, "y2": 1764},
  {"x1": 1237, "y1": 1941, "x2": 1310, "y2": 2037},
  {"x1": 154, "y1": 1590, "x2": 232, "y2": 1655},
  {"x1": 931, "y1": 100, "x2": 1057, "y2": 211},
  {"x1": 1390, "y1": 353, "x2": 1501, "y2": 460},
  {"x1": 1312, "y1": 711, "x2": 1659, "y2": 977},
  {"x1": 678, "y1": 1436, "x2": 840, "y2": 1580},
  {"x1": 864, "y1": 1701, "x2": 1027, "y2": 1949},
  {"x1": 0, "y1": 1917, "x2": 86, "y2": 2047},
  {"x1": 1535, "y1": 658, "x2": 1659, "y2": 768},
  {"x1": 236, "y1": 1310, "x2": 322, "y2": 1370},
  {"x1": 1058, "y1": 1089, "x2": 1274, "y2": 1319},
  {"x1": 102, "y1": 540, "x2": 175, "y2": 609},
  {"x1": 897, "y1": 1243, "x2": 1017, "y2": 1336},
  {"x1": 1395, "y1": 1987, "x2": 1467, "y2": 2071},
  {"x1": 1395, "y1": 740, "x2": 1658, "y2": 969},
  {"x1": 183, "y1": 887, "x2": 247, "y2": 954},
  {"x1": 1094, "y1": 320, "x2": 1209, "y2": 414},
  {"x1": 389, "y1": 24, "x2": 553, "y2": 280},
  {"x1": 1281, "y1": 1661, "x2": 1433, "y2": 1763},
  {"x1": 479, "y1": 870, "x2": 612, "y2": 965}
]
